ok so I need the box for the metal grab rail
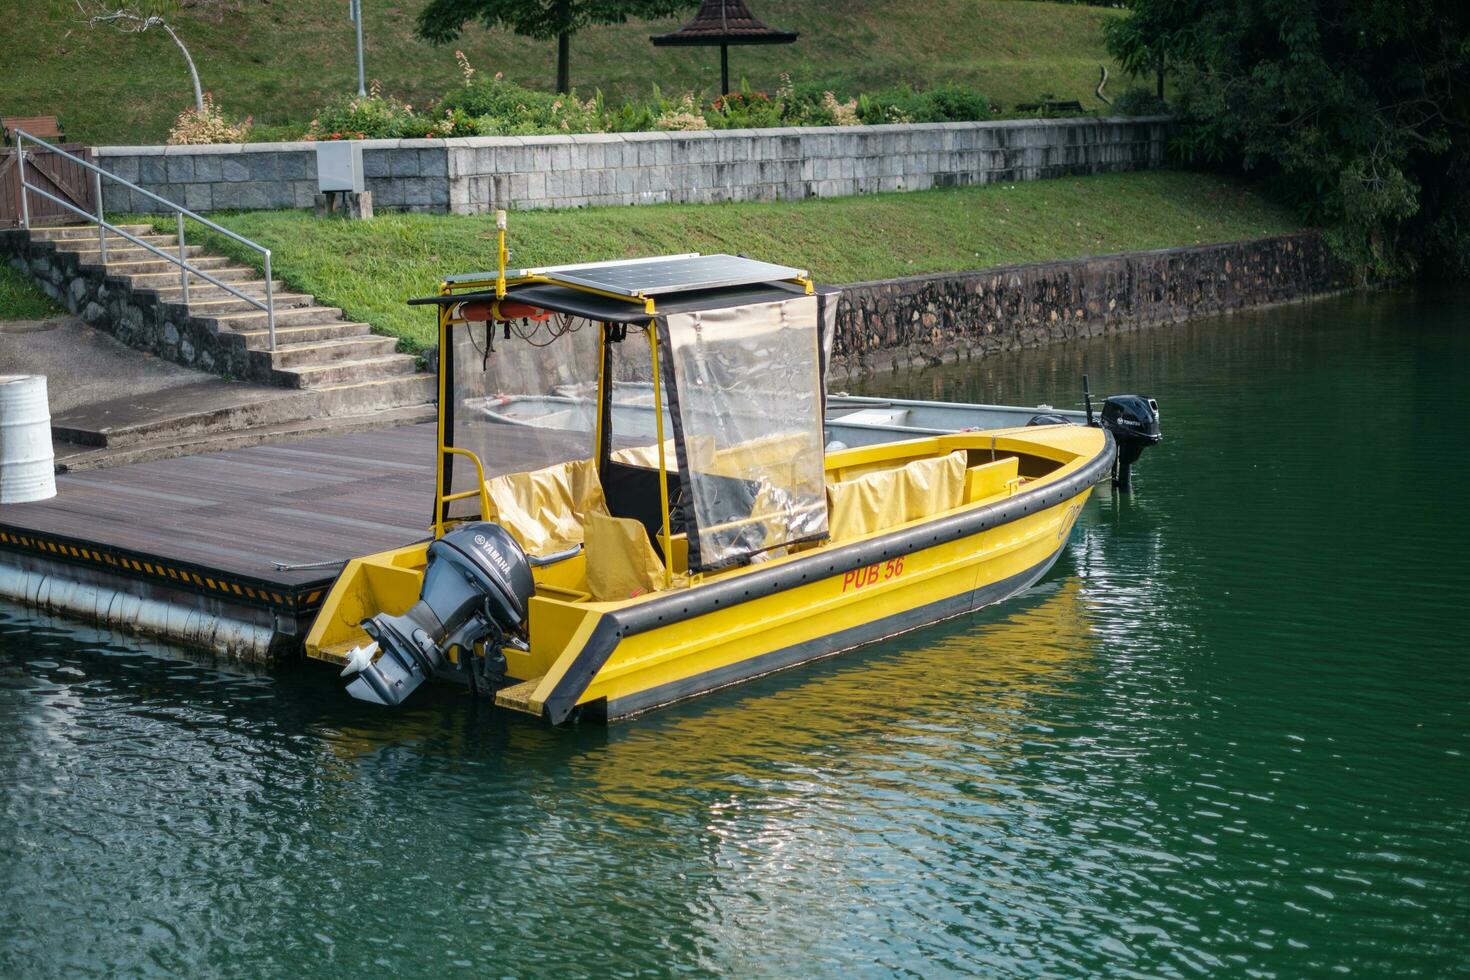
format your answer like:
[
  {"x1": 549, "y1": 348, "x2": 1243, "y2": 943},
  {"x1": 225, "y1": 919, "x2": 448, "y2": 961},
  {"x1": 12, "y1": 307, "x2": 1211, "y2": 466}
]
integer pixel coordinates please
[{"x1": 14, "y1": 130, "x2": 276, "y2": 350}]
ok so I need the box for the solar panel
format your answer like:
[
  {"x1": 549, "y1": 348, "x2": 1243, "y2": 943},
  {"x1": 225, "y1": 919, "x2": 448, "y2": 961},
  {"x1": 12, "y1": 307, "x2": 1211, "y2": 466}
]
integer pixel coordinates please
[{"x1": 542, "y1": 254, "x2": 807, "y2": 297}]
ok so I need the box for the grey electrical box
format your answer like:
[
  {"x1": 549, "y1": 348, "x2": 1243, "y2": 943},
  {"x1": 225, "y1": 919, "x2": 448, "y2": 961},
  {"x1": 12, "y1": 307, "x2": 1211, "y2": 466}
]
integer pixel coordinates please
[{"x1": 316, "y1": 141, "x2": 365, "y2": 193}]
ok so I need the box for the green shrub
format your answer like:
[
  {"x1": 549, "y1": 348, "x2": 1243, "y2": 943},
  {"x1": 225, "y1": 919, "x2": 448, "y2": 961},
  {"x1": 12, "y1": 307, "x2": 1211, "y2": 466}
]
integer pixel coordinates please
[
  {"x1": 856, "y1": 84, "x2": 993, "y2": 125},
  {"x1": 919, "y1": 84, "x2": 995, "y2": 122},
  {"x1": 706, "y1": 87, "x2": 785, "y2": 129},
  {"x1": 294, "y1": 65, "x2": 995, "y2": 144},
  {"x1": 440, "y1": 72, "x2": 601, "y2": 135},
  {"x1": 602, "y1": 98, "x2": 660, "y2": 133},
  {"x1": 1110, "y1": 87, "x2": 1169, "y2": 116},
  {"x1": 307, "y1": 84, "x2": 421, "y2": 140}
]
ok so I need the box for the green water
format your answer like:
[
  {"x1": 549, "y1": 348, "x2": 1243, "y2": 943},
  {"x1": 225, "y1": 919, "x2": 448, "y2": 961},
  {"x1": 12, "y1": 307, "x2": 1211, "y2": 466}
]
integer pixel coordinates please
[{"x1": 3, "y1": 289, "x2": 1468, "y2": 977}]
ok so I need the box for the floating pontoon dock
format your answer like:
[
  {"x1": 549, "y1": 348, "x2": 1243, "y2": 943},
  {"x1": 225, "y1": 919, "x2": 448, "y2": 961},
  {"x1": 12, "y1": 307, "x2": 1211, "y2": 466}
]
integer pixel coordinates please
[{"x1": 0, "y1": 423, "x2": 583, "y2": 661}]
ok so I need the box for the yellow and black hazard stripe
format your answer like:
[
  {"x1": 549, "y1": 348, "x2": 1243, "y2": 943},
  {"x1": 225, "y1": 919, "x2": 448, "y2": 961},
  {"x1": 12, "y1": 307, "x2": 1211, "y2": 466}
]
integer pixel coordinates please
[{"x1": 0, "y1": 527, "x2": 333, "y2": 615}]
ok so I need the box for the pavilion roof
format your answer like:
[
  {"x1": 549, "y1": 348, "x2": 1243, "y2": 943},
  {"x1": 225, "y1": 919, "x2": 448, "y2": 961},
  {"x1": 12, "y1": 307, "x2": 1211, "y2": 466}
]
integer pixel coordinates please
[{"x1": 650, "y1": 0, "x2": 798, "y2": 47}]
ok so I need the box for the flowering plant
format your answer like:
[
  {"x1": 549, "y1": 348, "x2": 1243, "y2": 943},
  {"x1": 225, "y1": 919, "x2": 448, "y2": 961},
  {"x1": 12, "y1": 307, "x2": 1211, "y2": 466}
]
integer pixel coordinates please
[{"x1": 166, "y1": 93, "x2": 251, "y2": 145}]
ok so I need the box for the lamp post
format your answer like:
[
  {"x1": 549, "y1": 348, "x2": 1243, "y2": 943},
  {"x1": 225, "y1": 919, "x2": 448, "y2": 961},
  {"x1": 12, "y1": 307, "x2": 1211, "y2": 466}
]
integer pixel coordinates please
[{"x1": 350, "y1": 0, "x2": 366, "y2": 97}]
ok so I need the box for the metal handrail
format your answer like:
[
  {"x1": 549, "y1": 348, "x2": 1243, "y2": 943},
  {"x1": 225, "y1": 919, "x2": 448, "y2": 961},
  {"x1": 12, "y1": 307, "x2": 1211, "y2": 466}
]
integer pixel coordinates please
[{"x1": 14, "y1": 130, "x2": 276, "y2": 349}]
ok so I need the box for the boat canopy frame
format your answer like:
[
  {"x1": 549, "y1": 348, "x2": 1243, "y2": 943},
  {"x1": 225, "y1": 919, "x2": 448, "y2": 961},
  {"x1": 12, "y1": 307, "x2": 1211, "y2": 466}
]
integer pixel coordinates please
[{"x1": 408, "y1": 223, "x2": 839, "y2": 579}]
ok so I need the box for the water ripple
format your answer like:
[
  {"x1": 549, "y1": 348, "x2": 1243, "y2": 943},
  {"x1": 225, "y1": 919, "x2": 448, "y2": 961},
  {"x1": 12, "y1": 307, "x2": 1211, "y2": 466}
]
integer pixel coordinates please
[{"x1": 3, "y1": 288, "x2": 1470, "y2": 977}]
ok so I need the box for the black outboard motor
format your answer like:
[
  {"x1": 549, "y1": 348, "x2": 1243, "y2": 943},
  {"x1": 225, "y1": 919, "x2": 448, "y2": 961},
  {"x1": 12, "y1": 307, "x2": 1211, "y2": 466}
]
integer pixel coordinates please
[
  {"x1": 1099, "y1": 394, "x2": 1162, "y2": 491},
  {"x1": 341, "y1": 522, "x2": 534, "y2": 706}
]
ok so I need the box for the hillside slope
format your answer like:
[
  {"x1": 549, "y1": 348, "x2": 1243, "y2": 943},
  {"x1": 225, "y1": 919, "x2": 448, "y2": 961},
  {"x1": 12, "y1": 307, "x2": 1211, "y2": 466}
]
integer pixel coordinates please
[{"x1": 2, "y1": 0, "x2": 1124, "y2": 145}]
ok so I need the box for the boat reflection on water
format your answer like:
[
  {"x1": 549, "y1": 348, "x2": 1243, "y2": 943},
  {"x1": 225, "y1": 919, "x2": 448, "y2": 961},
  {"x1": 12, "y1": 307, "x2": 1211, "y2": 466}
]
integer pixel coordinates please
[{"x1": 320, "y1": 573, "x2": 1100, "y2": 784}]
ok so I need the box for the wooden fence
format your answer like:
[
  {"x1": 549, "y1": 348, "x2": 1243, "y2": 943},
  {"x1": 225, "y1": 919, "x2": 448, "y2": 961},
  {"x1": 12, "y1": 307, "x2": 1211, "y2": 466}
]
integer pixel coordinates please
[{"x1": 0, "y1": 144, "x2": 96, "y2": 228}]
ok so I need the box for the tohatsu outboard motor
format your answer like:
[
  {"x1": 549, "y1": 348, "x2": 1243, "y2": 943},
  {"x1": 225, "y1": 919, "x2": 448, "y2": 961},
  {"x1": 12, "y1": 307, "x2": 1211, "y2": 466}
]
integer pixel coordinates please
[
  {"x1": 1099, "y1": 394, "x2": 1161, "y2": 491},
  {"x1": 340, "y1": 522, "x2": 534, "y2": 706},
  {"x1": 1079, "y1": 376, "x2": 1161, "y2": 491}
]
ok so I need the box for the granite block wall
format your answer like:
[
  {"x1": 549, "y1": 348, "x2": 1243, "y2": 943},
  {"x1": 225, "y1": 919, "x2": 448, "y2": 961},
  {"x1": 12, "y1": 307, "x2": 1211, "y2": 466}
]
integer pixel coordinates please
[{"x1": 91, "y1": 116, "x2": 1169, "y2": 216}]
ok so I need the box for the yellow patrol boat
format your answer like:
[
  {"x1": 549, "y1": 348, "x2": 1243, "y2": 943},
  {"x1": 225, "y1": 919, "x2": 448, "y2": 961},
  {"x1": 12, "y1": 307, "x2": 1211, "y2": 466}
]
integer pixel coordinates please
[{"x1": 304, "y1": 216, "x2": 1159, "y2": 723}]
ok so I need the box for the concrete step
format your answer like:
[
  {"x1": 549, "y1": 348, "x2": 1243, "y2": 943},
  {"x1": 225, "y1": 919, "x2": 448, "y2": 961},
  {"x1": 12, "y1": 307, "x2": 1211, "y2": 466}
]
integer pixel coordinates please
[
  {"x1": 50, "y1": 233, "x2": 181, "y2": 252},
  {"x1": 230, "y1": 321, "x2": 374, "y2": 347},
  {"x1": 163, "y1": 291, "x2": 316, "y2": 317},
  {"x1": 49, "y1": 381, "x2": 319, "y2": 449},
  {"x1": 259, "y1": 335, "x2": 401, "y2": 370},
  {"x1": 310, "y1": 372, "x2": 438, "y2": 412},
  {"x1": 145, "y1": 280, "x2": 294, "y2": 302},
  {"x1": 124, "y1": 266, "x2": 263, "y2": 289},
  {"x1": 66, "y1": 244, "x2": 208, "y2": 264},
  {"x1": 54, "y1": 403, "x2": 439, "y2": 473},
  {"x1": 29, "y1": 223, "x2": 155, "y2": 241},
  {"x1": 101, "y1": 254, "x2": 237, "y2": 276},
  {"x1": 199, "y1": 305, "x2": 347, "y2": 330},
  {"x1": 276, "y1": 354, "x2": 419, "y2": 389}
]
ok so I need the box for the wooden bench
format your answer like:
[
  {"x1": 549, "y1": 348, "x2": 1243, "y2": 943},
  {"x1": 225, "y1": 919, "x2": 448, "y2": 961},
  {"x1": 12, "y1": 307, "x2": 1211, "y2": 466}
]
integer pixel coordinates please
[{"x1": 2, "y1": 115, "x2": 64, "y2": 144}]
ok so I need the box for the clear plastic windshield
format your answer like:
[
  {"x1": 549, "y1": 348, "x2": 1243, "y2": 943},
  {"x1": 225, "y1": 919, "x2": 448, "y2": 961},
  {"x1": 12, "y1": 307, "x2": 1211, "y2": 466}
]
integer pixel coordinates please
[
  {"x1": 662, "y1": 295, "x2": 829, "y2": 570},
  {"x1": 605, "y1": 326, "x2": 675, "y2": 465},
  {"x1": 447, "y1": 314, "x2": 600, "y2": 519}
]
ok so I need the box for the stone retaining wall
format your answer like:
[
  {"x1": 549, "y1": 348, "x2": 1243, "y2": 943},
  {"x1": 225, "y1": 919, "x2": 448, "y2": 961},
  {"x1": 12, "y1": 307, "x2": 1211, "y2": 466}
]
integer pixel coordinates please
[
  {"x1": 2, "y1": 231, "x2": 265, "y2": 381},
  {"x1": 830, "y1": 231, "x2": 1352, "y2": 380},
  {"x1": 93, "y1": 116, "x2": 1168, "y2": 215}
]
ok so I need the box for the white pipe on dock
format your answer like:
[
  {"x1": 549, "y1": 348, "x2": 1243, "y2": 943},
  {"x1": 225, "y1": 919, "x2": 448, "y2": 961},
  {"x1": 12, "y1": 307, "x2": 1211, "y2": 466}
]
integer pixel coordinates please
[{"x1": 0, "y1": 375, "x2": 56, "y2": 503}]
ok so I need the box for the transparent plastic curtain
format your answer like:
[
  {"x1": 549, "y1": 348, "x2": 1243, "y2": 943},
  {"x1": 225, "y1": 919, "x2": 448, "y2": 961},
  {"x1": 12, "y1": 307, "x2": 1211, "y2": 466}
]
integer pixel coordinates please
[
  {"x1": 605, "y1": 326, "x2": 675, "y2": 463},
  {"x1": 446, "y1": 315, "x2": 600, "y2": 519},
  {"x1": 662, "y1": 295, "x2": 829, "y2": 570}
]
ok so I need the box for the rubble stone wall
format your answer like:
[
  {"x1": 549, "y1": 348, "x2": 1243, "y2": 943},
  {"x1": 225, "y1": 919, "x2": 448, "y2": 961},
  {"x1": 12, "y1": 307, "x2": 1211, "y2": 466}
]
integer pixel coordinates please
[{"x1": 830, "y1": 232, "x2": 1352, "y2": 380}]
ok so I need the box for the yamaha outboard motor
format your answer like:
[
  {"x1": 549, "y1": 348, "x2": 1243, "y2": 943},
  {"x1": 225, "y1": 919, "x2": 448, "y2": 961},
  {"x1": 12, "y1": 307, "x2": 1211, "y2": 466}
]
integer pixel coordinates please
[
  {"x1": 341, "y1": 523, "x2": 534, "y2": 706},
  {"x1": 1099, "y1": 394, "x2": 1161, "y2": 491}
]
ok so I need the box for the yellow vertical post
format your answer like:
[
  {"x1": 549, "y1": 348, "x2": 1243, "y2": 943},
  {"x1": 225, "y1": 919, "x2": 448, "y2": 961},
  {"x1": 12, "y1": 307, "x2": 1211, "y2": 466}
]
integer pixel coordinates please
[
  {"x1": 433, "y1": 284, "x2": 452, "y2": 539},
  {"x1": 646, "y1": 323, "x2": 674, "y2": 589},
  {"x1": 495, "y1": 209, "x2": 508, "y2": 299}
]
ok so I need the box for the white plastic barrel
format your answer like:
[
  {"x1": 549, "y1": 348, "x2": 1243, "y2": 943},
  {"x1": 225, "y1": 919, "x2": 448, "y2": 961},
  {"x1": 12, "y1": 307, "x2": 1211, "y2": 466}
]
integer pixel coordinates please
[{"x1": 0, "y1": 375, "x2": 57, "y2": 503}]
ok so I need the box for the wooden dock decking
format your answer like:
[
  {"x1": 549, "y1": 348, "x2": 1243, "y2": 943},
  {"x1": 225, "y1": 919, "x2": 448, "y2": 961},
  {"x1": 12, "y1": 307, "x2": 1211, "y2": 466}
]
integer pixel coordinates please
[{"x1": 0, "y1": 423, "x2": 584, "y2": 654}]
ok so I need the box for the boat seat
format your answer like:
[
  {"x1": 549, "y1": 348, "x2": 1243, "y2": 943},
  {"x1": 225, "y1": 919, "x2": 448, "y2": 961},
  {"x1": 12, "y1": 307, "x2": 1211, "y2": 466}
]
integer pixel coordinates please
[
  {"x1": 965, "y1": 456, "x2": 1020, "y2": 502},
  {"x1": 484, "y1": 457, "x2": 608, "y2": 557},
  {"x1": 585, "y1": 511, "x2": 667, "y2": 601},
  {"x1": 826, "y1": 449, "x2": 967, "y2": 542}
]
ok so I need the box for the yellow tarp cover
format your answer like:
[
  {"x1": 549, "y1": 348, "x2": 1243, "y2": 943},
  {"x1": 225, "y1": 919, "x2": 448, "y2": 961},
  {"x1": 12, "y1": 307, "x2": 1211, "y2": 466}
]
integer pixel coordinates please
[
  {"x1": 484, "y1": 458, "x2": 608, "y2": 556},
  {"x1": 610, "y1": 440, "x2": 677, "y2": 470},
  {"x1": 826, "y1": 449, "x2": 967, "y2": 542},
  {"x1": 585, "y1": 511, "x2": 667, "y2": 601}
]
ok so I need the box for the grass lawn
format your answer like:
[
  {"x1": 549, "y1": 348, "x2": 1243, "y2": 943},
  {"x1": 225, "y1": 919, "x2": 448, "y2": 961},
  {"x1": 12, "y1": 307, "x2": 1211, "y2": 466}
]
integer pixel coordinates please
[
  {"x1": 0, "y1": 264, "x2": 62, "y2": 322},
  {"x1": 2, "y1": 0, "x2": 1128, "y2": 145},
  {"x1": 167, "y1": 171, "x2": 1303, "y2": 352}
]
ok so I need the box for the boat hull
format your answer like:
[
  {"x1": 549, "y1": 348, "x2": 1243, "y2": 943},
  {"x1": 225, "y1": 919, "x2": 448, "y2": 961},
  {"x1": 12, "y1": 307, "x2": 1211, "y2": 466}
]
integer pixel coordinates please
[
  {"x1": 527, "y1": 435, "x2": 1111, "y2": 724},
  {"x1": 595, "y1": 530, "x2": 1072, "y2": 721},
  {"x1": 308, "y1": 426, "x2": 1114, "y2": 724}
]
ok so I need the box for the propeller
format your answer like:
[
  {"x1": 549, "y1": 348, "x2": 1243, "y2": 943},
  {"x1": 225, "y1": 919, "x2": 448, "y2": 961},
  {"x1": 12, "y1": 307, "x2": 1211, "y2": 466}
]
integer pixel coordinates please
[{"x1": 340, "y1": 641, "x2": 380, "y2": 677}]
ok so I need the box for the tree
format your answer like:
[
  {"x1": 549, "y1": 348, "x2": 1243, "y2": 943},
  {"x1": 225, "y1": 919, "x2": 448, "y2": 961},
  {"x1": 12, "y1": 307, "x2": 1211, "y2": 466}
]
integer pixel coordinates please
[
  {"x1": 1103, "y1": 0, "x2": 1195, "y2": 100},
  {"x1": 416, "y1": 0, "x2": 695, "y2": 94},
  {"x1": 71, "y1": 0, "x2": 206, "y2": 111},
  {"x1": 1106, "y1": 0, "x2": 1470, "y2": 280}
]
